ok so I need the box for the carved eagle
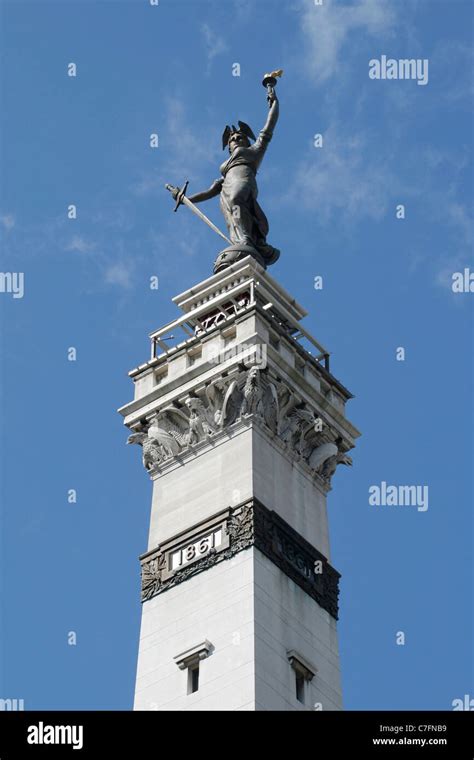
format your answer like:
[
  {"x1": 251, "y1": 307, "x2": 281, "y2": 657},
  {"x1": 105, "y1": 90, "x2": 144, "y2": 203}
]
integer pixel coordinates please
[
  {"x1": 127, "y1": 431, "x2": 162, "y2": 471},
  {"x1": 206, "y1": 378, "x2": 243, "y2": 428}
]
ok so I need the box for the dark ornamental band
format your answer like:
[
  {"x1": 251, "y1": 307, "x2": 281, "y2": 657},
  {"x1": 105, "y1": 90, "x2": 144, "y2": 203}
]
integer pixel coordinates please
[{"x1": 139, "y1": 498, "x2": 340, "y2": 620}]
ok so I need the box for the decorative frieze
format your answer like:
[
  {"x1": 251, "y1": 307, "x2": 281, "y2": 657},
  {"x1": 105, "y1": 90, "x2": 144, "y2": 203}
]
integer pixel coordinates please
[
  {"x1": 140, "y1": 499, "x2": 340, "y2": 619},
  {"x1": 127, "y1": 365, "x2": 352, "y2": 486}
]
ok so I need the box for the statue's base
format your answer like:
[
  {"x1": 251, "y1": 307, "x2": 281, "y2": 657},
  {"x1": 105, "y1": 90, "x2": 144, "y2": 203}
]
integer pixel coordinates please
[{"x1": 213, "y1": 245, "x2": 266, "y2": 274}]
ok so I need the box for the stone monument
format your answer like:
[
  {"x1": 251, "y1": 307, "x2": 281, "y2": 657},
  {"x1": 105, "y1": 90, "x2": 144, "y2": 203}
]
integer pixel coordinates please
[{"x1": 119, "y1": 74, "x2": 360, "y2": 710}]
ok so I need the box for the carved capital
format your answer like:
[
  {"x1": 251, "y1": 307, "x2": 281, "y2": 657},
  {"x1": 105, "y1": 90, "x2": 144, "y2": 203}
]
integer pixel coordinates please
[{"x1": 127, "y1": 366, "x2": 353, "y2": 485}]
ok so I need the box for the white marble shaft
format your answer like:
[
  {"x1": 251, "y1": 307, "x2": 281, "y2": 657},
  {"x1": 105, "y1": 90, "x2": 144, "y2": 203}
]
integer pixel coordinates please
[{"x1": 119, "y1": 257, "x2": 360, "y2": 711}]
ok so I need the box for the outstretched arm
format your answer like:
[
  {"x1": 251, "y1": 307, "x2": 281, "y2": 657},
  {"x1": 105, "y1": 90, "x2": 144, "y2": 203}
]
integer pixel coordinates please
[
  {"x1": 263, "y1": 88, "x2": 279, "y2": 136},
  {"x1": 253, "y1": 89, "x2": 279, "y2": 156},
  {"x1": 188, "y1": 178, "x2": 223, "y2": 204}
]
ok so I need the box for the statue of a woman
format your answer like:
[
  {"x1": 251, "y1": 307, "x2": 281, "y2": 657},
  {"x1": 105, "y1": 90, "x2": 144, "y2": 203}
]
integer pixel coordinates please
[{"x1": 180, "y1": 86, "x2": 280, "y2": 272}]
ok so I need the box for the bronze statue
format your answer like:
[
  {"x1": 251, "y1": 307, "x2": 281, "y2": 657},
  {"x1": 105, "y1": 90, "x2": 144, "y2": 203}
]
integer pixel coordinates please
[{"x1": 166, "y1": 71, "x2": 283, "y2": 273}]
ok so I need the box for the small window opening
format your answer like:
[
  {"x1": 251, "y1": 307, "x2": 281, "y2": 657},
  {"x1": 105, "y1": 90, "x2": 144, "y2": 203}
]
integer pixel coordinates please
[
  {"x1": 188, "y1": 663, "x2": 199, "y2": 694},
  {"x1": 295, "y1": 671, "x2": 305, "y2": 704}
]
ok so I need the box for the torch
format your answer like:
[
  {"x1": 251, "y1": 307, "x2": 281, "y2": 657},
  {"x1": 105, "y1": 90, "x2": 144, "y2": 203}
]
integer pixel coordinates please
[{"x1": 262, "y1": 69, "x2": 283, "y2": 104}]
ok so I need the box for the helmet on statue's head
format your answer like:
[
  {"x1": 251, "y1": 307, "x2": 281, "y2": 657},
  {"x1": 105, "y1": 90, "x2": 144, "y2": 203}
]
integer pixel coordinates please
[{"x1": 222, "y1": 121, "x2": 256, "y2": 152}]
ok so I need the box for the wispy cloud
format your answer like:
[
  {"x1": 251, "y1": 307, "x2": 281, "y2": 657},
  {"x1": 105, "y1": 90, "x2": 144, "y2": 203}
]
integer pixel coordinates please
[
  {"x1": 432, "y1": 39, "x2": 474, "y2": 106},
  {"x1": 284, "y1": 124, "x2": 395, "y2": 222},
  {"x1": 445, "y1": 201, "x2": 472, "y2": 247},
  {"x1": 232, "y1": 0, "x2": 255, "y2": 24},
  {"x1": 130, "y1": 95, "x2": 218, "y2": 197},
  {"x1": 1, "y1": 213, "x2": 15, "y2": 231},
  {"x1": 165, "y1": 96, "x2": 214, "y2": 171},
  {"x1": 283, "y1": 124, "x2": 472, "y2": 291},
  {"x1": 0, "y1": 205, "x2": 143, "y2": 292},
  {"x1": 131, "y1": 173, "x2": 163, "y2": 198},
  {"x1": 201, "y1": 23, "x2": 228, "y2": 73},
  {"x1": 298, "y1": 0, "x2": 396, "y2": 86},
  {"x1": 65, "y1": 235, "x2": 96, "y2": 254},
  {"x1": 284, "y1": 0, "x2": 472, "y2": 292},
  {"x1": 104, "y1": 261, "x2": 134, "y2": 289}
]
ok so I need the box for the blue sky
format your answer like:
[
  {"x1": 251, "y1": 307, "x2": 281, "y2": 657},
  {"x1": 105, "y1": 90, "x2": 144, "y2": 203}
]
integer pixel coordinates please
[{"x1": 0, "y1": 0, "x2": 472, "y2": 710}]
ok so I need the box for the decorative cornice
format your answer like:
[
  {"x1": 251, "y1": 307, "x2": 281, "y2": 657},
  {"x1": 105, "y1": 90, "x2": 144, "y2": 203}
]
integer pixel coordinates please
[
  {"x1": 139, "y1": 498, "x2": 340, "y2": 620},
  {"x1": 287, "y1": 650, "x2": 317, "y2": 681},
  {"x1": 173, "y1": 640, "x2": 213, "y2": 670}
]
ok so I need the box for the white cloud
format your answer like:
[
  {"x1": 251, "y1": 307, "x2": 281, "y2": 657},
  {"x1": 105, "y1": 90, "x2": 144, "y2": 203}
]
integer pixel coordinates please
[
  {"x1": 164, "y1": 96, "x2": 213, "y2": 174},
  {"x1": 1, "y1": 214, "x2": 15, "y2": 230},
  {"x1": 169, "y1": 96, "x2": 211, "y2": 146},
  {"x1": 131, "y1": 174, "x2": 164, "y2": 198},
  {"x1": 201, "y1": 23, "x2": 228, "y2": 71},
  {"x1": 435, "y1": 252, "x2": 471, "y2": 293},
  {"x1": 284, "y1": 125, "x2": 395, "y2": 222},
  {"x1": 445, "y1": 201, "x2": 473, "y2": 247},
  {"x1": 130, "y1": 95, "x2": 218, "y2": 197},
  {"x1": 104, "y1": 261, "x2": 134, "y2": 289},
  {"x1": 299, "y1": 0, "x2": 396, "y2": 85},
  {"x1": 232, "y1": 0, "x2": 255, "y2": 23},
  {"x1": 431, "y1": 39, "x2": 474, "y2": 106},
  {"x1": 65, "y1": 235, "x2": 96, "y2": 254}
]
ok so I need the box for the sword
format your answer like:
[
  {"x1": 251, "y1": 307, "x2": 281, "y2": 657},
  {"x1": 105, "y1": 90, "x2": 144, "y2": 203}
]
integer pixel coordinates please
[{"x1": 165, "y1": 182, "x2": 231, "y2": 245}]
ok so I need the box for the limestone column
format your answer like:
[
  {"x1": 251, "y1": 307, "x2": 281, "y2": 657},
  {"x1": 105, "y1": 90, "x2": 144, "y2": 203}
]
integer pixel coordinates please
[{"x1": 118, "y1": 257, "x2": 360, "y2": 711}]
